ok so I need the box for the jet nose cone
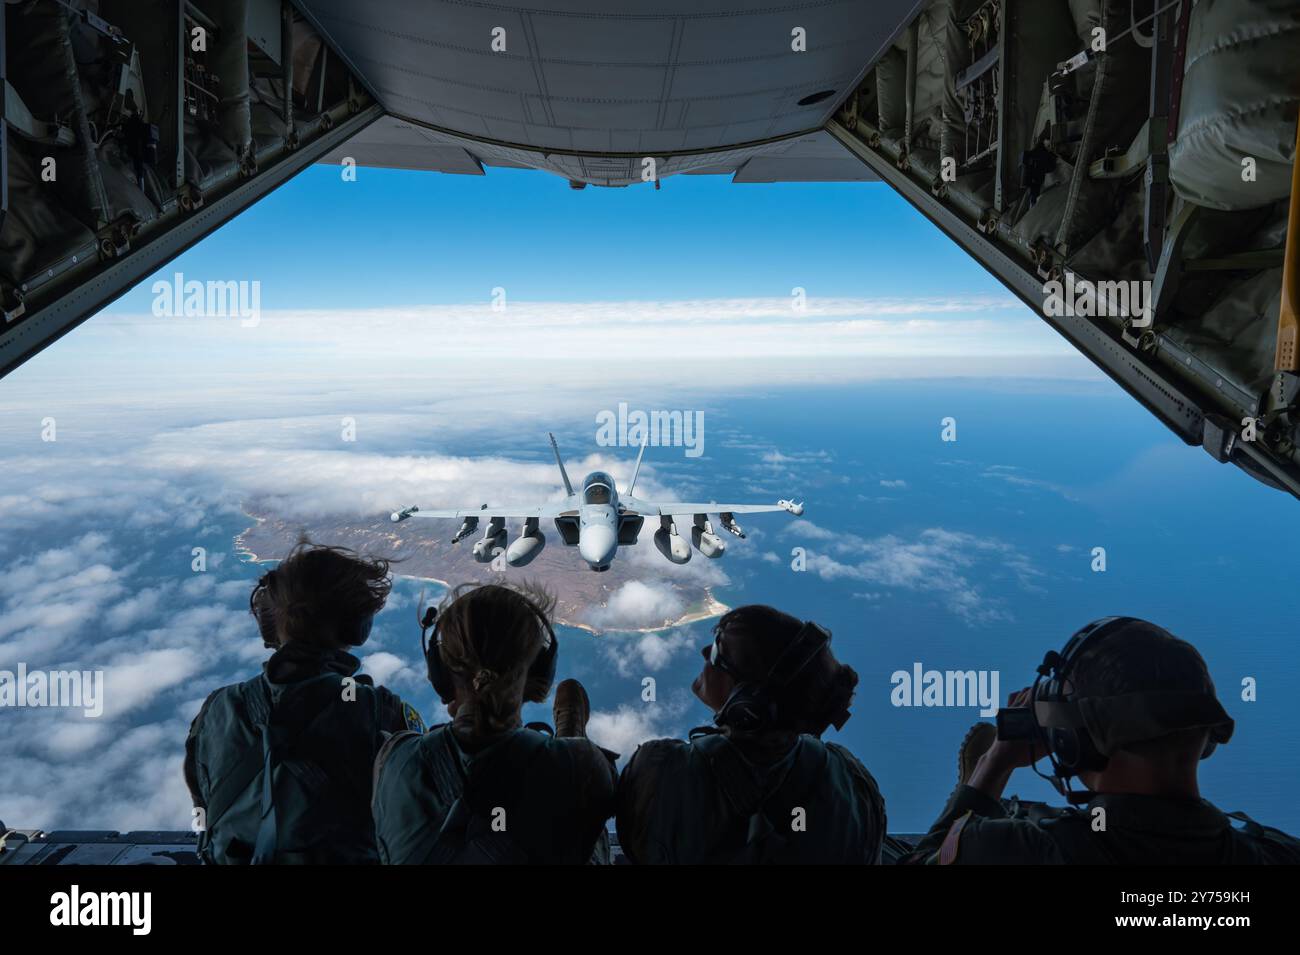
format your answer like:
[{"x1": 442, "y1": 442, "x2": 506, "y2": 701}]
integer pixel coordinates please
[{"x1": 578, "y1": 525, "x2": 617, "y2": 567}]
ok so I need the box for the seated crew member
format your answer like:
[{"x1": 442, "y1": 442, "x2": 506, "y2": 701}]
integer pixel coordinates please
[
  {"x1": 616, "y1": 605, "x2": 887, "y2": 864},
  {"x1": 184, "y1": 541, "x2": 423, "y2": 864},
  {"x1": 907, "y1": 616, "x2": 1300, "y2": 864},
  {"x1": 371, "y1": 583, "x2": 617, "y2": 864}
]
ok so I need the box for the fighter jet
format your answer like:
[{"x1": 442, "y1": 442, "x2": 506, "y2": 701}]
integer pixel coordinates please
[{"x1": 390, "y1": 434, "x2": 804, "y2": 572}]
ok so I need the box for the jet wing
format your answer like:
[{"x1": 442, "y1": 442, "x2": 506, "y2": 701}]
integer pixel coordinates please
[
  {"x1": 393, "y1": 500, "x2": 577, "y2": 521},
  {"x1": 622, "y1": 497, "x2": 802, "y2": 517},
  {"x1": 403, "y1": 504, "x2": 572, "y2": 519}
]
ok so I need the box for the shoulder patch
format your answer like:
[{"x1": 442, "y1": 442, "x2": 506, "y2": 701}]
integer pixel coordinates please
[
  {"x1": 937, "y1": 810, "x2": 973, "y2": 865},
  {"x1": 402, "y1": 701, "x2": 426, "y2": 734}
]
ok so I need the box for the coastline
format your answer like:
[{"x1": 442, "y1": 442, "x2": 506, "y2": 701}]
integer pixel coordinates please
[{"x1": 234, "y1": 516, "x2": 728, "y2": 634}]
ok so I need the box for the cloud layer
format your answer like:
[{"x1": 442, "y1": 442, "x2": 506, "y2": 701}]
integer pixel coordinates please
[{"x1": 778, "y1": 519, "x2": 1044, "y2": 625}]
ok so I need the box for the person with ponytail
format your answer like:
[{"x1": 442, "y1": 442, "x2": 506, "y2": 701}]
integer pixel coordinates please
[
  {"x1": 183, "y1": 540, "x2": 424, "y2": 864},
  {"x1": 371, "y1": 582, "x2": 617, "y2": 864},
  {"x1": 616, "y1": 604, "x2": 887, "y2": 864}
]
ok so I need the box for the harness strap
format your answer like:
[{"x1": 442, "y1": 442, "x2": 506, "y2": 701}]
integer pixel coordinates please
[
  {"x1": 695, "y1": 733, "x2": 830, "y2": 863},
  {"x1": 413, "y1": 728, "x2": 549, "y2": 864}
]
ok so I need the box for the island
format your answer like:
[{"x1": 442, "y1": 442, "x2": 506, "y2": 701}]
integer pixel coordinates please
[{"x1": 235, "y1": 508, "x2": 727, "y2": 633}]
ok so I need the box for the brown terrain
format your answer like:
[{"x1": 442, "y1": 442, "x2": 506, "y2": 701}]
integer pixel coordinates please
[{"x1": 235, "y1": 509, "x2": 724, "y2": 632}]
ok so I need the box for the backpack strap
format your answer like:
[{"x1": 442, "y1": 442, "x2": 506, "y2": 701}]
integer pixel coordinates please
[
  {"x1": 1223, "y1": 808, "x2": 1300, "y2": 856},
  {"x1": 768, "y1": 737, "x2": 830, "y2": 812},
  {"x1": 696, "y1": 734, "x2": 830, "y2": 863},
  {"x1": 1225, "y1": 810, "x2": 1266, "y2": 835},
  {"x1": 693, "y1": 733, "x2": 768, "y2": 817},
  {"x1": 197, "y1": 678, "x2": 273, "y2": 862},
  {"x1": 373, "y1": 730, "x2": 421, "y2": 807},
  {"x1": 384, "y1": 728, "x2": 464, "y2": 865},
  {"x1": 250, "y1": 721, "x2": 280, "y2": 865},
  {"x1": 419, "y1": 728, "x2": 549, "y2": 864},
  {"x1": 247, "y1": 673, "x2": 363, "y2": 865}
]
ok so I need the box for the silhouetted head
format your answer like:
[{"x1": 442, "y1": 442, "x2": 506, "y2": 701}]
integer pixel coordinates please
[
  {"x1": 434, "y1": 582, "x2": 556, "y2": 736},
  {"x1": 694, "y1": 604, "x2": 857, "y2": 736},
  {"x1": 1071, "y1": 619, "x2": 1218, "y2": 776},
  {"x1": 249, "y1": 540, "x2": 391, "y2": 650}
]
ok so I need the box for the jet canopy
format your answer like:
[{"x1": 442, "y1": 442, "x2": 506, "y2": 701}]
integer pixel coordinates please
[{"x1": 583, "y1": 472, "x2": 614, "y2": 505}]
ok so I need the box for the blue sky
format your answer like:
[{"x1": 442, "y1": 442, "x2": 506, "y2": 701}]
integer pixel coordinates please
[
  {"x1": 109, "y1": 163, "x2": 1023, "y2": 312},
  {"x1": 18, "y1": 162, "x2": 1080, "y2": 388}
]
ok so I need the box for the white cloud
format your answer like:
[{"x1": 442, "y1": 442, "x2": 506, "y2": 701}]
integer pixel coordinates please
[
  {"x1": 586, "y1": 581, "x2": 686, "y2": 632},
  {"x1": 600, "y1": 628, "x2": 696, "y2": 678},
  {"x1": 586, "y1": 693, "x2": 694, "y2": 759},
  {"x1": 101, "y1": 648, "x2": 205, "y2": 717},
  {"x1": 587, "y1": 705, "x2": 663, "y2": 757},
  {"x1": 360, "y1": 650, "x2": 420, "y2": 688},
  {"x1": 782, "y1": 520, "x2": 1043, "y2": 625},
  {"x1": 84, "y1": 296, "x2": 1048, "y2": 365},
  {"x1": 44, "y1": 720, "x2": 111, "y2": 757},
  {"x1": 980, "y1": 466, "x2": 1076, "y2": 501},
  {"x1": 635, "y1": 630, "x2": 694, "y2": 669},
  {"x1": 104, "y1": 587, "x2": 166, "y2": 632},
  {"x1": 18, "y1": 293, "x2": 1098, "y2": 391}
]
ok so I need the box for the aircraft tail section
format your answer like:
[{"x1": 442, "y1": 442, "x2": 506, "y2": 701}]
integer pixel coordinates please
[
  {"x1": 549, "y1": 433, "x2": 575, "y2": 496},
  {"x1": 626, "y1": 435, "x2": 648, "y2": 497}
]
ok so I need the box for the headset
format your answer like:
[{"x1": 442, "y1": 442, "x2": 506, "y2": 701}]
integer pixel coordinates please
[
  {"x1": 249, "y1": 569, "x2": 375, "y2": 649},
  {"x1": 419, "y1": 588, "x2": 558, "y2": 705},
  {"x1": 709, "y1": 619, "x2": 835, "y2": 732},
  {"x1": 996, "y1": 616, "x2": 1235, "y2": 801}
]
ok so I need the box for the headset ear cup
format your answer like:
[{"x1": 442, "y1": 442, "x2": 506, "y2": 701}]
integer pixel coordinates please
[
  {"x1": 253, "y1": 600, "x2": 278, "y2": 649},
  {"x1": 251, "y1": 577, "x2": 279, "y2": 649},
  {"x1": 716, "y1": 688, "x2": 758, "y2": 732},
  {"x1": 1037, "y1": 617, "x2": 1137, "y2": 780},
  {"x1": 1048, "y1": 727, "x2": 1077, "y2": 776},
  {"x1": 1050, "y1": 726, "x2": 1108, "y2": 776},
  {"x1": 427, "y1": 638, "x2": 455, "y2": 704},
  {"x1": 345, "y1": 613, "x2": 374, "y2": 648},
  {"x1": 715, "y1": 685, "x2": 775, "y2": 732},
  {"x1": 523, "y1": 627, "x2": 558, "y2": 703}
]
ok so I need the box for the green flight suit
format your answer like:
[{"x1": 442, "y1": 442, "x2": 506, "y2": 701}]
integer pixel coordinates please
[
  {"x1": 909, "y1": 784, "x2": 1300, "y2": 864},
  {"x1": 617, "y1": 728, "x2": 887, "y2": 864},
  {"x1": 372, "y1": 723, "x2": 617, "y2": 864},
  {"x1": 184, "y1": 643, "x2": 422, "y2": 864}
]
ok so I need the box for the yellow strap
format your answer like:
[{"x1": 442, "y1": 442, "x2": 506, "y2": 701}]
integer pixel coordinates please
[
  {"x1": 937, "y1": 810, "x2": 973, "y2": 865},
  {"x1": 1276, "y1": 117, "x2": 1300, "y2": 373}
]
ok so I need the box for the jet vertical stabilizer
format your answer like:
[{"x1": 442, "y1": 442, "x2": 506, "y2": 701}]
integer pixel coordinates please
[
  {"x1": 626, "y1": 435, "x2": 648, "y2": 497},
  {"x1": 549, "y1": 432, "x2": 575, "y2": 496}
]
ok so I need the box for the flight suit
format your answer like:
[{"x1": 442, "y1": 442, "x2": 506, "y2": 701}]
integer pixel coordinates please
[
  {"x1": 372, "y1": 722, "x2": 617, "y2": 864},
  {"x1": 184, "y1": 642, "x2": 422, "y2": 864},
  {"x1": 907, "y1": 784, "x2": 1300, "y2": 864},
  {"x1": 617, "y1": 728, "x2": 887, "y2": 864}
]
